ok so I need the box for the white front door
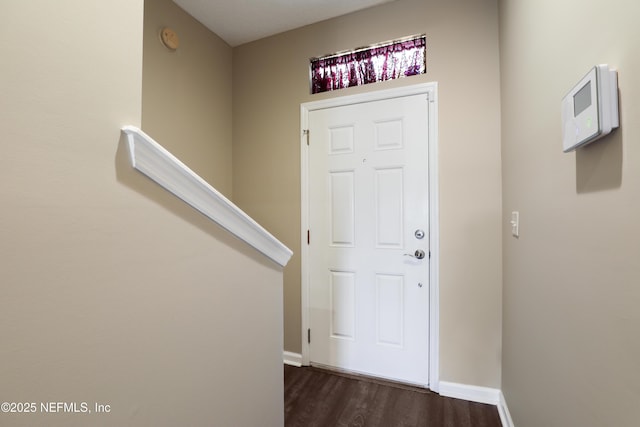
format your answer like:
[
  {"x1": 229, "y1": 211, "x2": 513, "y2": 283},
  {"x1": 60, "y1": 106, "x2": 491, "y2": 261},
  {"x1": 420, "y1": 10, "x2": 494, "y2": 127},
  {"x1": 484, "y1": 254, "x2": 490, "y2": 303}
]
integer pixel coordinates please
[{"x1": 307, "y1": 92, "x2": 431, "y2": 386}]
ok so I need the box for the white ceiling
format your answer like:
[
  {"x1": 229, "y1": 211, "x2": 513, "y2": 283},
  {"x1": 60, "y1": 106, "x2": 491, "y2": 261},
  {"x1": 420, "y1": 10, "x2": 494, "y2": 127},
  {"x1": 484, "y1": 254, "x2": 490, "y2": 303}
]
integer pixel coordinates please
[{"x1": 173, "y1": 0, "x2": 397, "y2": 47}]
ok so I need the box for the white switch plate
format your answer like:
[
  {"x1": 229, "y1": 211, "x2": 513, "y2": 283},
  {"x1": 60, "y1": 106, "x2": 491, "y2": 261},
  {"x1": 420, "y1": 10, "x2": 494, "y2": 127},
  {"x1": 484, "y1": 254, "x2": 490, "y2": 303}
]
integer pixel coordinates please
[{"x1": 511, "y1": 211, "x2": 519, "y2": 237}]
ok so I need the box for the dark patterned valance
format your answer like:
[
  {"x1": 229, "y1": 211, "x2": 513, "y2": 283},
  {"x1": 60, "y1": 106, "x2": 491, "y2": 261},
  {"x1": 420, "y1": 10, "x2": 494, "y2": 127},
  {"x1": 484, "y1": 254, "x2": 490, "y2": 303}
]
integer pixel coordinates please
[{"x1": 311, "y1": 35, "x2": 426, "y2": 94}]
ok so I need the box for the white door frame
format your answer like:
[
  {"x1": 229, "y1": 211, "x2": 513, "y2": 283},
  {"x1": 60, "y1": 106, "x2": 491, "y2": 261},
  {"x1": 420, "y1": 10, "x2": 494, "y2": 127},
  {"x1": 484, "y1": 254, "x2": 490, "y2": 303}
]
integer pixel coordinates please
[{"x1": 300, "y1": 82, "x2": 440, "y2": 392}]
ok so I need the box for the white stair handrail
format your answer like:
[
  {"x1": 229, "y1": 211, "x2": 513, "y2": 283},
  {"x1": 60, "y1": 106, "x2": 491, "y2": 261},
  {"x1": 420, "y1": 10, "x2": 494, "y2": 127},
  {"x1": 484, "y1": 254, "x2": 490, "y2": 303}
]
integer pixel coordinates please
[{"x1": 122, "y1": 126, "x2": 293, "y2": 267}]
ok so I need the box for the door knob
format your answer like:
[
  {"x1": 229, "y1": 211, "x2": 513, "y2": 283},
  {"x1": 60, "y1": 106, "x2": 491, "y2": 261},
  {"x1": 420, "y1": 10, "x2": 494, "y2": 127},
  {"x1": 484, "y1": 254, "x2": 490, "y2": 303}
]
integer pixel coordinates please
[{"x1": 404, "y1": 249, "x2": 426, "y2": 260}]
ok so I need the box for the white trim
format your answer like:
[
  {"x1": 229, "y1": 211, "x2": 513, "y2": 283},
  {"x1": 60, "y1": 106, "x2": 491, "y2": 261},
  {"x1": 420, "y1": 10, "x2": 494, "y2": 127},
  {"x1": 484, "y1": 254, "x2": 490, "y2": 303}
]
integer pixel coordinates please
[
  {"x1": 498, "y1": 391, "x2": 516, "y2": 427},
  {"x1": 283, "y1": 351, "x2": 303, "y2": 367},
  {"x1": 438, "y1": 381, "x2": 501, "y2": 406},
  {"x1": 301, "y1": 83, "x2": 439, "y2": 111},
  {"x1": 121, "y1": 126, "x2": 293, "y2": 268},
  {"x1": 300, "y1": 112, "x2": 311, "y2": 366},
  {"x1": 427, "y1": 84, "x2": 440, "y2": 393},
  {"x1": 299, "y1": 82, "x2": 439, "y2": 390}
]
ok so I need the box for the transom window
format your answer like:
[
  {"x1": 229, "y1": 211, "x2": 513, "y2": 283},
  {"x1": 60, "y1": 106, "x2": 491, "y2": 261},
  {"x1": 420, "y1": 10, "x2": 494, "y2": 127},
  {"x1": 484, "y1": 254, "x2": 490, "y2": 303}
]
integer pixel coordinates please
[{"x1": 310, "y1": 35, "x2": 426, "y2": 94}]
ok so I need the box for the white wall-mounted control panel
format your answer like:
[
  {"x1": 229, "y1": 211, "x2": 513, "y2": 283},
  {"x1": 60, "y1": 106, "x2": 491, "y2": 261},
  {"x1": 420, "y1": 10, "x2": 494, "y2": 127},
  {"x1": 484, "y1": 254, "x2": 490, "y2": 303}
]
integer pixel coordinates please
[{"x1": 562, "y1": 64, "x2": 619, "y2": 152}]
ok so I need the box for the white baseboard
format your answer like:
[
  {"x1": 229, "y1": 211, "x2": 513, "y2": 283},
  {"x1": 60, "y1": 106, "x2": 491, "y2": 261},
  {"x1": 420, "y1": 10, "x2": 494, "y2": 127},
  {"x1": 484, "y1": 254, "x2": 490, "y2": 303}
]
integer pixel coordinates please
[
  {"x1": 498, "y1": 391, "x2": 515, "y2": 427},
  {"x1": 439, "y1": 382, "x2": 515, "y2": 427},
  {"x1": 283, "y1": 351, "x2": 302, "y2": 367},
  {"x1": 438, "y1": 381, "x2": 501, "y2": 405}
]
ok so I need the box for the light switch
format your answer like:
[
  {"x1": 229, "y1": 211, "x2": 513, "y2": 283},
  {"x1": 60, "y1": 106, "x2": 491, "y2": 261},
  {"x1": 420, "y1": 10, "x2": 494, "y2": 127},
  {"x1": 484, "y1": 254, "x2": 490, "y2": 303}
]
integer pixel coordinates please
[{"x1": 511, "y1": 211, "x2": 519, "y2": 238}]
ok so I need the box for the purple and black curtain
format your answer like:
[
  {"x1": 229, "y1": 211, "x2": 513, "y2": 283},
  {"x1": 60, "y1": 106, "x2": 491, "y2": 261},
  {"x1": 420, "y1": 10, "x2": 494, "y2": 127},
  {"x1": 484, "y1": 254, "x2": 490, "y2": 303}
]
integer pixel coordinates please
[{"x1": 311, "y1": 36, "x2": 426, "y2": 94}]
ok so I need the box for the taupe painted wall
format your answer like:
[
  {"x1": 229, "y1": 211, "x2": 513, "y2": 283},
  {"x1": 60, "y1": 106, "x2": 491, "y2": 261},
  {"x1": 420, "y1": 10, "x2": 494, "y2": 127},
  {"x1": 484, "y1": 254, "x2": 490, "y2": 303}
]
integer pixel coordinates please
[
  {"x1": 0, "y1": 1, "x2": 284, "y2": 426},
  {"x1": 233, "y1": 0, "x2": 503, "y2": 387},
  {"x1": 143, "y1": 0, "x2": 233, "y2": 198},
  {"x1": 500, "y1": 0, "x2": 640, "y2": 426}
]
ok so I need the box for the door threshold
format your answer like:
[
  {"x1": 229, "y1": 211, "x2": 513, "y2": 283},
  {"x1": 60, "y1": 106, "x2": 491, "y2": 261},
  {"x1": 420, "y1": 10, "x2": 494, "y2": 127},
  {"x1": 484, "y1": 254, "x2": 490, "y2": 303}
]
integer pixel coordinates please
[{"x1": 308, "y1": 362, "x2": 431, "y2": 393}]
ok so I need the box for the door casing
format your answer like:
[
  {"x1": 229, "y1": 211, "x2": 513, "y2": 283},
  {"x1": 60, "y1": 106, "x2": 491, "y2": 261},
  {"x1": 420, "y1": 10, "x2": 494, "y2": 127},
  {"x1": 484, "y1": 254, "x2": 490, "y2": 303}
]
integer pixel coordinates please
[{"x1": 300, "y1": 82, "x2": 440, "y2": 392}]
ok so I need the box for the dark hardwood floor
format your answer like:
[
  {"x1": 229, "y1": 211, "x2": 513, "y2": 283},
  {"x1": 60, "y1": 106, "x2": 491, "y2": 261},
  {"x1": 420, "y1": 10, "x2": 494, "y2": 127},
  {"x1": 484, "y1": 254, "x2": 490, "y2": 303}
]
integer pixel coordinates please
[{"x1": 284, "y1": 365, "x2": 502, "y2": 427}]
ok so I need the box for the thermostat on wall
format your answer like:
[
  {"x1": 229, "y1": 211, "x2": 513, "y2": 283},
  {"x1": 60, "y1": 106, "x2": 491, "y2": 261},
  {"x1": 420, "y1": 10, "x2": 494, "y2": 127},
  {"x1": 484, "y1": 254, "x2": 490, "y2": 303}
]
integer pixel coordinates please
[{"x1": 562, "y1": 64, "x2": 619, "y2": 152}]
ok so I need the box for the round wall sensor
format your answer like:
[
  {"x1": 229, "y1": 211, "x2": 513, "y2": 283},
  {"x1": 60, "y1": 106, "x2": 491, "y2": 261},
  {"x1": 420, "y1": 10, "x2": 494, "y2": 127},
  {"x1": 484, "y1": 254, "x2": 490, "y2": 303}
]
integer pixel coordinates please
[{"x1": 160, "y1": 27, "x2": 179, "y2": 51}]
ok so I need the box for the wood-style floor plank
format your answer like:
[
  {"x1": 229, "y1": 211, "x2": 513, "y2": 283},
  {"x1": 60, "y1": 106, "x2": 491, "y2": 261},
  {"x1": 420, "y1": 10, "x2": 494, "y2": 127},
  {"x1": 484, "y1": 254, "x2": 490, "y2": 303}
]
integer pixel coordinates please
[{"x1": 284, "y1": 365, "x2": 502, "y2": 427}]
